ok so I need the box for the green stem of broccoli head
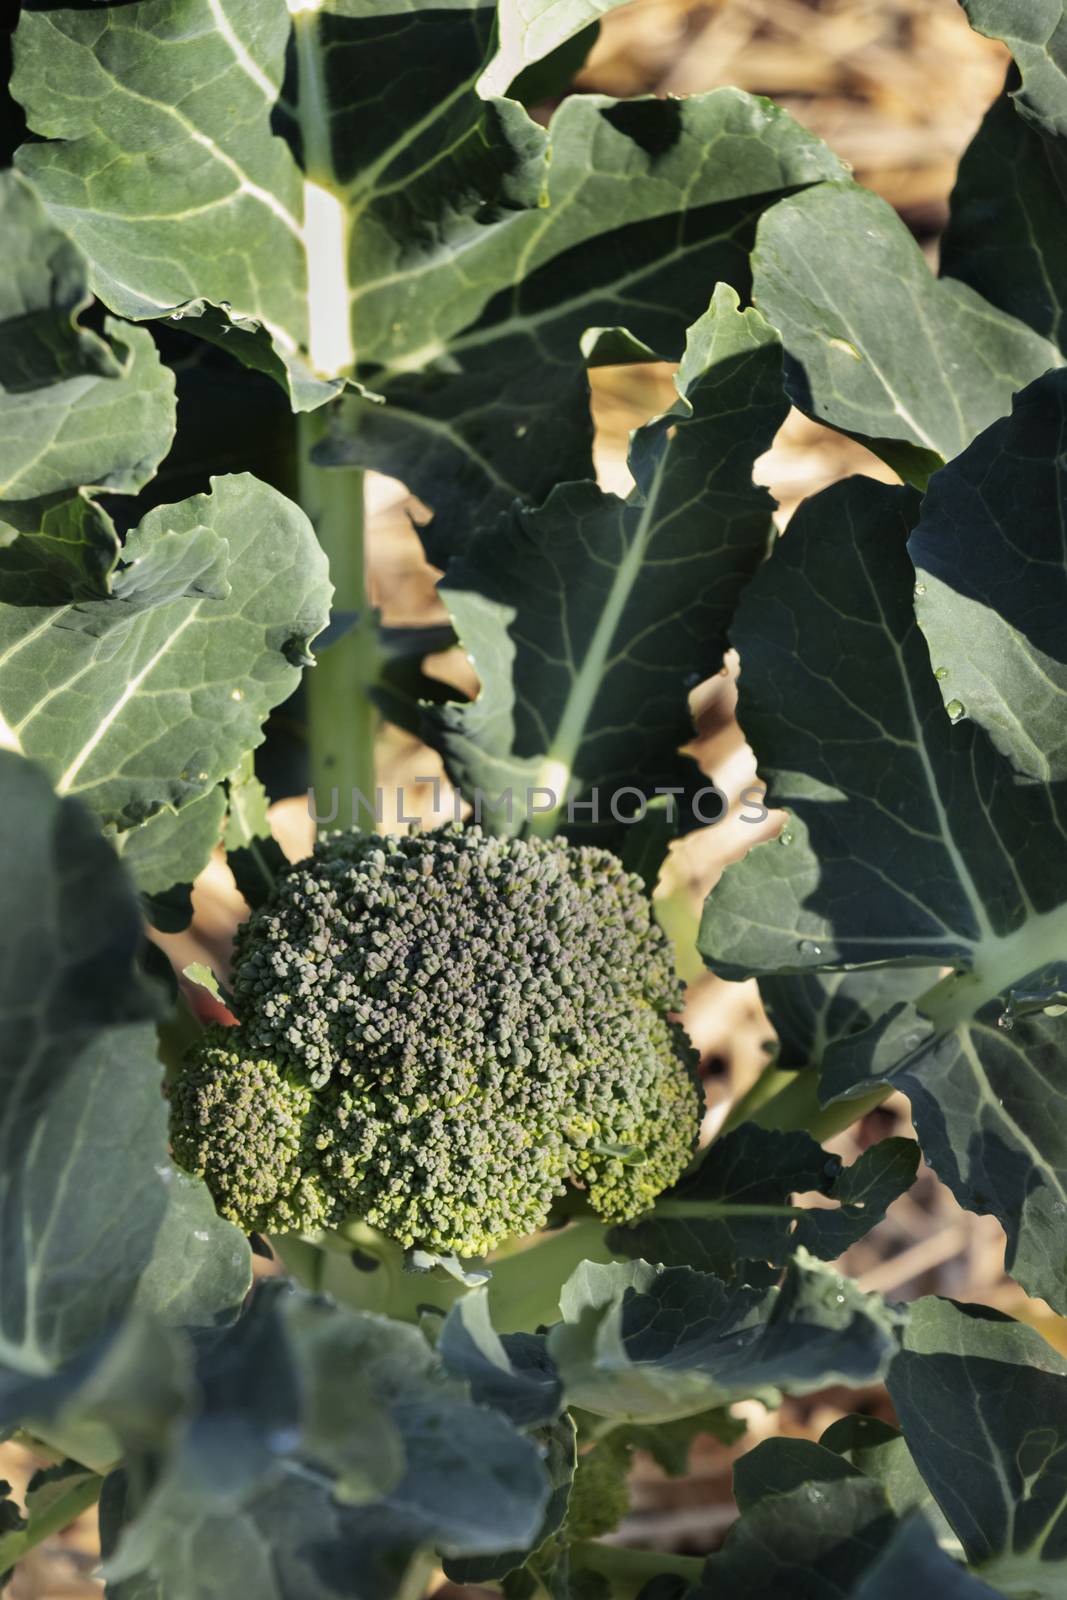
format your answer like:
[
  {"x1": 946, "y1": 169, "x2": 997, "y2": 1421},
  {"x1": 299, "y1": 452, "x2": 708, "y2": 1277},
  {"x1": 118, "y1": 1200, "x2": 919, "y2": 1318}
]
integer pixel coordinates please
[{"x1": 271, "y1": 1216, "x2": 618, "y2": 1332}]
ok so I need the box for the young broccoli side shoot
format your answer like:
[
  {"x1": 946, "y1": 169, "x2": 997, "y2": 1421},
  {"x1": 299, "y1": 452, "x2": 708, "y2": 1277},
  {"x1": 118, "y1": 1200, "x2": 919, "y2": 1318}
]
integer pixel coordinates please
[{"x1": 169, "y1": 825, "x2": 702, "y2": 1256}]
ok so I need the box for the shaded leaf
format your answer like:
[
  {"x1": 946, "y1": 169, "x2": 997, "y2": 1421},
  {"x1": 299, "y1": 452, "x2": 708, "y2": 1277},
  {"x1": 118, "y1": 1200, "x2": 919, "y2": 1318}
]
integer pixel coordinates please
[
  {"x1": 548, "y1": 1252, "x2": 902, "y2": 1424},
  {"x1": 430, "y1": 287, "x2": 786, "y2": 851},
  {"x1": 889, "y1": 1296, "x2": 1067, "y2": 1597},
  {"x1": 942, "y1": 85, "x2": 1067, "y2": 354},
  {"x1": 909, "y1": 369, "x2": 1067, "y2": 781},
  {"x1": 608, "y1": 1124, "x2": 916, "y2": 1279},
  {"x1": 0, "y1": 171, "x2": 175, "y2": 600},
  {"x1": 698, "y1": 471, "x2": 1067, "y2": 1307},
  {"x1": 0, "y1": 752, "x2": 250, "y2": 1387}
]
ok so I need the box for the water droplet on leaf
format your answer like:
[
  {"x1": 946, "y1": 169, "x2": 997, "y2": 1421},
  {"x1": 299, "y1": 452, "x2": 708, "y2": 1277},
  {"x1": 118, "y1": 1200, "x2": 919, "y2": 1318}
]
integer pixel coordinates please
[
  {"x1": 934, "y1": 667, "x2": 948, "y2": 681},
  {"x1": 914, "y1": 582, "x2": 926, "y2": 597},
  {"x1": 798, "y1": 938, "x2": 823, "y2": 957},
  {"x1": 779, "y1": 830, "x2": 794, "y2": 846},
  {"x1": 946, "y1": 699, "x2": 965, "y2": 723}
]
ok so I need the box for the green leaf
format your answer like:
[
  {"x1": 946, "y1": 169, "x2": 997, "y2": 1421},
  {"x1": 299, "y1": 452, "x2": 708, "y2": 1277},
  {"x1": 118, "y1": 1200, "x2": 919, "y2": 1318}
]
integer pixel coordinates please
[
  {"x1": 698, "y1": 473, "x2": 1067, "y2": 1306},
  {"x1": 444, "y1": 1414, "x2": 577, "y2": 1587},
  {"x1": 909, "y1": 370, "x2": 1067, "y2": 781},
  {"x1": 759, "y1": 969, "x2": 941, "y2": 1072},
  {"x1": 0, "y1": 752, "x2": 250, "y2": 1386},
  {"x1": 696, "y1": 1481, "x2": 999, "y2": 1598},
  {"x1": 118, "y1": 785, "x2": 228, "y2": 929},
  {"x1": 429, "y1": 287, "x2": 787, "y2": 848},
  {"x1": 962, "y1": 2, "x2": 1067, "y2": 140},
  {"x1": 0, "y1": 170, "x2": 175, "y2": 599},
  {"x1": 608, "y1": 1124, "x2": 916, "y2": 1278},
  {"x1": 101, "y1": 1281, "x2": 552, "y2": 1600},
  {"x1": 819, "y1": 1415, "x2": 954, "y2": 1538},
  {"x1": 942, "y1": 86, "x2": 1067, "y2": 354},
  {"x1": 479, "y1": 0, "x2": 632, "y2": 97},
  {"x1": 222, "y1": 752, "x2": 288, "y2": 910},
  {"x1": 601, "y1": 1407, "x2": 745, "y2": 1476},
  {"x1": 438, "y1": 1291, "x2": 564, "y2": 1430},
  {"x1": 0, "y1": 473, "x2": 330, "y2": 831},
  {"x1": 752, "y1": 180, "x2": 1060, "y2": 484},
  {"x1": 11, "y1": 1, "x2": 843, "y2": 555},
  {"x1": 0, "y1": 1461, "x2": 102, "y2": 1584},
  {"x1": 889, "y1": 1296, "x2": 1067, "y2": 1598},
  {"x1": 733, "y1": 1437, "x2": 859, "y2": 1511},
  {"x1": 547, "y1": 1252, "x2": 902, "y2": 1424}
]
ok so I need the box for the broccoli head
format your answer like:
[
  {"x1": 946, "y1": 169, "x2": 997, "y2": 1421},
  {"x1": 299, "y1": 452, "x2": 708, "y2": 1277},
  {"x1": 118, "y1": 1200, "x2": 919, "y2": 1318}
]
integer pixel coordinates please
[{"x1": 169, "y1": 825, "x2": 702, "y2": 1256}]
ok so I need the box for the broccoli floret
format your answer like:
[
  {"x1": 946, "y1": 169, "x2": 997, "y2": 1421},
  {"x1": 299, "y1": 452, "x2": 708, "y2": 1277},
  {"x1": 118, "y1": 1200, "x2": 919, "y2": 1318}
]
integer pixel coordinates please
[{"x1": 169, "y1": 825, "x2": 702, "y2": 1255}]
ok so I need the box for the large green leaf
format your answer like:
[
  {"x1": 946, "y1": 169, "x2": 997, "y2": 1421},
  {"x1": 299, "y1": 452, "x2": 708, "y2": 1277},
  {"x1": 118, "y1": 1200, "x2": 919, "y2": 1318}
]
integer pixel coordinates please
[
  {"x1": 759, "y1": 968, "x2": 940, "y2": 1073},
  {"x1": 0, "y1": 752, "x2": 249, "y2": 1388},
  {"x1": 100, "y1": 1281, "x2": 551, "y2": 1600},
  {"x1": 547, "y1": 1252, "x2": 902, "y2": 1424},
  {"x1": 889, "y1": 1296, "x2": 1067, "y2": 1599},
  {"x1": 962, "y1": 2, "x2": 1067, "y2": 140},
  {"x1": 0, "y1": 474, "x2": 330, "y2": 831},
  {"x1": 751, "y1": 180, "x2": 1060, "y2": 485},
  {"x1": 11, "y1": 1, "x2": 843, "y2": 556},
  {"x1": 697, "y1": 474, "x2": 1067, "y2": 1307},
  {"x1": 429, "y1": 286, "x2": 786, "y2": 845},
  {"x1": 697, "y1": 1475, "x2": 999, "y2": 1598},
  {"x1": 0, "y1": 171, "x2": 175, "y2": 600},
  {"x1": 942, "y1": 87, "x2": 1067, "y2": 355},
  {"x1": 607, "y1": 1124, "x2": 917, "y2": 1278},
  {"x1": 909, "y1": 370, "x2": 1067, "y2": 782}
]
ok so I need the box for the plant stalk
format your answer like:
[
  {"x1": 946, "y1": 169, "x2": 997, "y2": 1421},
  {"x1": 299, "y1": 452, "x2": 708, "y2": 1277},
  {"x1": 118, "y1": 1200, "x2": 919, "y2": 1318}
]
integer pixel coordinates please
[
  {"x1": 563, "y1": 1540, "x2": 705, "y2": 1598},
  {"x1": 299, "y1": 411, "x2": 379, "y2": 817},
  {"x1": 744, "y1": 1070, "x2": 892, "y2": 1142},
  {"x1": 0, "y1": 1470, "x2": 103, "y2": 1582},
  {"x1": 272, "y1": 1217, "x2": 616, "y2": 1333}
]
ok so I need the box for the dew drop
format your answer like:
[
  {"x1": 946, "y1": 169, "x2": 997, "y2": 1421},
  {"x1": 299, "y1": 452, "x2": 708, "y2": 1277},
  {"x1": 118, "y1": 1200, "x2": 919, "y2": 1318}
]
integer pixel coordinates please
[
  {"x1": 514, "y1": 422, "x2": 528, "y2": 438},
  {"x1": 779, "y1": 830, "x2": 794, "y2": 846},
  {"x1": 914, "y1": 582, "x2": 927, "y2": 598},
  {"x1": 219, "y1": 300, "x2": 232, "y2": 313},
  {"x1": 230, "y1": 687, "x2": 244, "y2": 701},
  {"x1": 934, "y1": 667, "x2": 949, "y2": 681},
  {"x1": 835, "y1": 1293, "x2": 846, "y2": 1304},
  {"x1": 798, "y1": 938, "x2": 823, "y2": 957},
  {"x1": 946, "y1": 699, "x2": 965, "y2": 723},
  {"x1": 193, "y1": 1229, "x2": 210, "y2": 1242},
  {"x1": 195, "y1": 770, "x2": 209, "y2": 782},
  {"x1": 997, "y1": 1012, "x2": 1015, "y2": 1032}
]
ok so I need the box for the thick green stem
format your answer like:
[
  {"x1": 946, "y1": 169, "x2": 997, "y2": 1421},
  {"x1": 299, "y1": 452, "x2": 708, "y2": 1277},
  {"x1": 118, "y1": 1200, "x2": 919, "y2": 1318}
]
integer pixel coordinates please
[
  {"x1": 563, "y1": 1540, "x2": 705, "y2": 1599},
  {"x1": 744, "y1": 1070, "x2": 891, "y2": 1142},
  {"x1": 719, "y1": 1063, "x2": 798, "y2": 1136},
  {"x1": 299, "y1": 412, "x2": 379, "y2": 817},
  {"x1": 272, "y1": 1218, "x2": 617, "y2": 1333}
]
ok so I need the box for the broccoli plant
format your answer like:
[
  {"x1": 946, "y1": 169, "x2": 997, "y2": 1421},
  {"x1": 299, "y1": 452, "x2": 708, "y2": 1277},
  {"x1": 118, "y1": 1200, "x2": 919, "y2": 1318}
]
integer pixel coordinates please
[{"x1": 1, "y1": 1, "x2": 1066, "y2": 1597}]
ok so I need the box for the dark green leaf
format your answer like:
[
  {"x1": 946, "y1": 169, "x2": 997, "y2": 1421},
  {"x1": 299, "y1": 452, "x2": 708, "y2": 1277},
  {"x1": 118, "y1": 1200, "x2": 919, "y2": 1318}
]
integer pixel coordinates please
[
  {"x1": 0, "y1": 752, "x2": 250, "y2": 1386},
  {"x1": 698, "y1": 471, "x2": 1067, "y2": 1306},
  {"x1": 608, "y1": 1124, "x2": 916, "y2": 1278},
  {"x1": 942, "y1": 85, "x2": 1067, "y2": 354},
  {"x1": 697, "y1": 1485, "x2": 999, "y2": 1599},
  {"x1": 760, "y1": 969, "x2": 941, "y2": 1072},
  {"x1": 889, "y1": 1296, "x2": 1067, "y2": 1597},
  {"x1": 752, "y1": 180, "x2": 1059, "y2": 484},
  {"x1": 733, "y1": 1437, "x2": 859, "y2": 1512},
  {"x1": 438, "y1": 1292, "x2": 564, "y2": 1430},
  {"x1": 548, "y1": 1253, "x2": 902, "y2": 1424},
  {"x1": 429, "y1": 287, "x2": 786, "y2": 849},
  {"x1": 0, "y1": 171, "x2": 175, "y2": 600},
  {"x1": 909, "y1": 369, "x2": 1067, "y2": 781}
]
